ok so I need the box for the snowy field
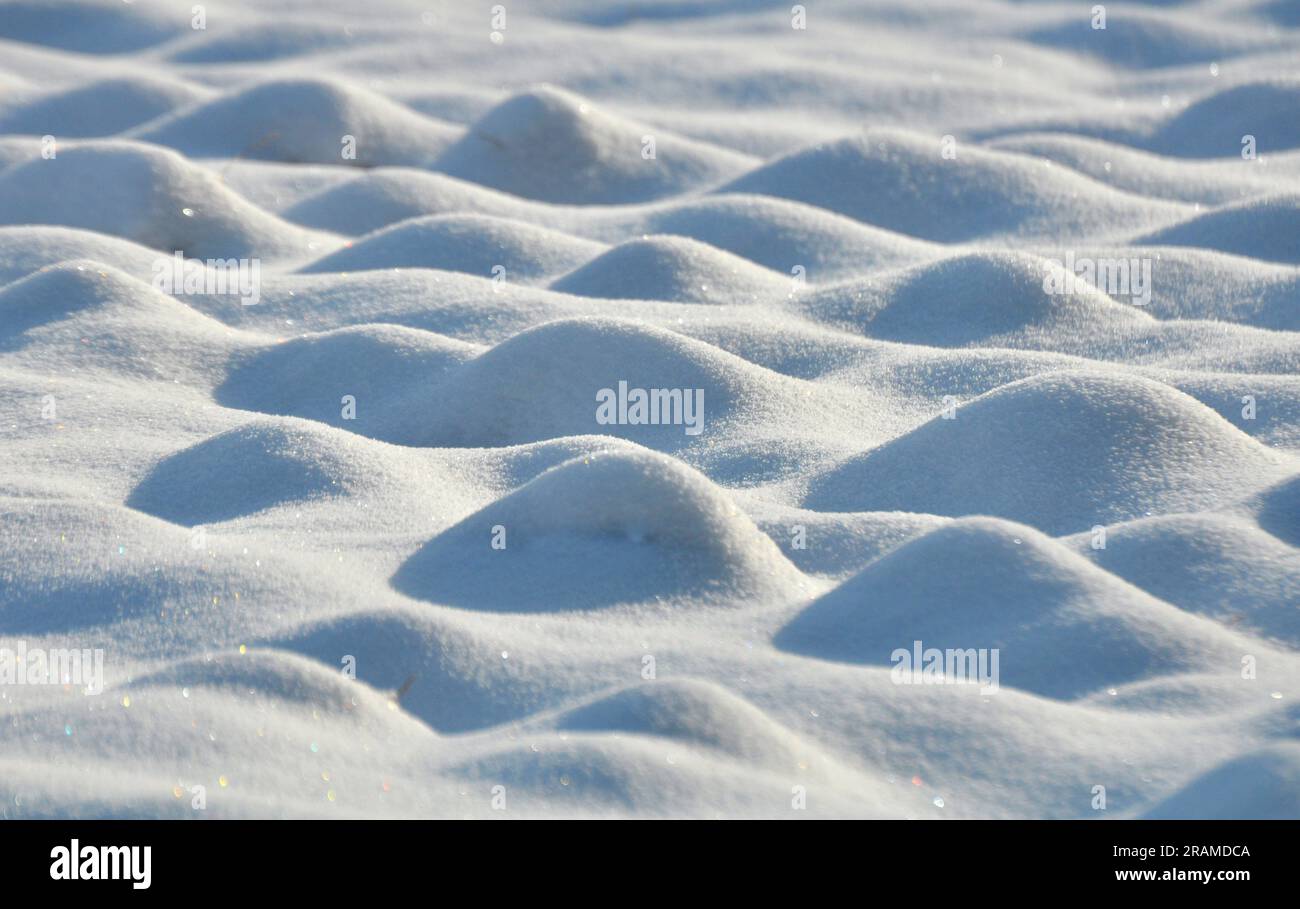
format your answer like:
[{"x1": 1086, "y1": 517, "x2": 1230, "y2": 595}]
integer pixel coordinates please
[{"x1": 1, "y1": 0, "x2": 1299, "y2": 819}]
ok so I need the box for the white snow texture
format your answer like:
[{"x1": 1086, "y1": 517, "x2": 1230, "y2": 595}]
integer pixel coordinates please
[{"x1": 0, "y1": 0, "x2": 1298, "y2": 819}]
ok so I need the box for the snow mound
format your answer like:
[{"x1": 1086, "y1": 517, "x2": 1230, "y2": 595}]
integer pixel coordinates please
[
  {"x1": 167, "y1": 20, "x2": 383, "y2": 64},
  {"x1": 0, "y1": 75, "x2": 208, "y2": 138},
  {"x1": 641, "y1": 194, "x2": 939, "y2": 278},
  {"x1": 775, "y1": 517, "x2": 1259, "y2": 699},
  {"x1": 217, "y1": 324, "x2": 480, "y2": 432},
  {"x1": 448, "y1": 736, "x2": 866, "y2": 818},
  {"x1": 1256, "y1": 473, "x2": 1300, "y2": 548},
  {"x1": 1151, "y1": 80, "x2": 1300, "y2": 157},
  {"x1": 1, "y1": 260, "x2": 166, "y2": 335},
  {"x1": 0, "y1": 0, "x2": 181, "y2": 53},
  {"x1": 806, "y1": 372, "x2": 1294, "y2": 534},
  {"x1": 984, "y1": 133, "x2": 1284, "y2": 206},
  {"x1": 550, "y1": 235, "x2": 788, "y2": 303},
  {"x1": 0, "y1": 260, "x2": 242, "y2": 380},
  {"x1": 126, "y1": 418, "x2": 406, "y2": 525},
  {"x1": 0, "y1": 500, "x2": 246, "y2": 635},
  {"x1": 282, "y1": 169, "x2": 527, "y2": 235},
  {"x1": 392, "y1": 448, "x2": 807, "y2": 611},
  {"x1": 384, "y1": 318, "x2": 792, "y2": 449},
  {"x1": 557, "y1": 679, "x2": 827, "y2": 770},
  {"x1": 803, "y1": 251, "x2": 1152, "y2": 345},
  {"x1": 433, "y1": 85, "x2": 754, "y2": 203},
  {"x1": 1137, "y1": 195, "x2": 1300, "y2": 264},
  {"x1": 1143, "y1": 744, "x2": 1300, "y2": 819},
  {"x1": 0, "y1": 141, "x2": 329, "y2": 259},
  {"x1": 271, "y1": 608, "x2": 537, "y2": 733},
  {"x1": 0, "y1": 226, "x2": 162, "y2": 285},
  {"x1": 301, "y1": 214, "x2": 603, "y2": 281},
  {"x1": 719, "y1": 129, "x2": 1183, "y2": 242},
  {"x1": 1066, "y1": 514, "x2": 1300, "y2": 647},
  {"x1": 132, "y1": 78, "x2": 460, "y2": 168},
  {"x1": 128, "y1": 649, "x2": 398, "y2": 718},
  {"x1": 1025, "y1": 10, "x2": 1271, "y2": 69}
]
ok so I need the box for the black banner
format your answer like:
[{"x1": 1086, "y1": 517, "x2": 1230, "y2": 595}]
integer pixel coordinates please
[{"x1": 1, "y1": 820, "x2": 1286, "y2": 893}]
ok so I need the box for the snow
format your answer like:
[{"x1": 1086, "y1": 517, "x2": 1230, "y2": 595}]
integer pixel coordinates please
[{"x1": 0, "y1": 0, "x2": 1297, "y2": 819}]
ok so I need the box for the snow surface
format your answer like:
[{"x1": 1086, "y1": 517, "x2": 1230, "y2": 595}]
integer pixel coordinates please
[{"x1": 1, "y1": 0, "x2": 1298, "y2": 819}]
